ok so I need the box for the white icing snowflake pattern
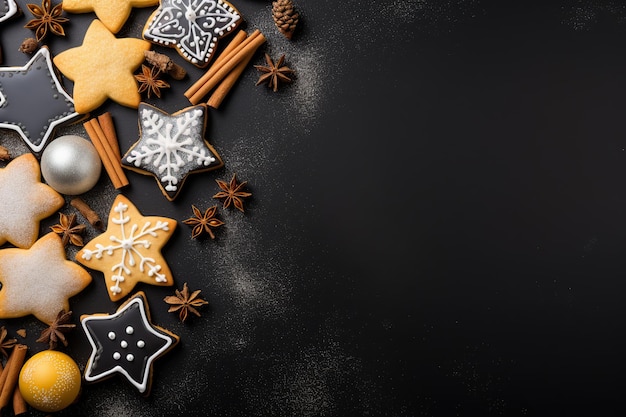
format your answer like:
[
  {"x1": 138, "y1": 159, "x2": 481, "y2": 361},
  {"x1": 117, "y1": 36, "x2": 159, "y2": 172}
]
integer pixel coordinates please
[
  {"x1": 123, "y1": 103, "x2": 221, "y2": 200},
  {"x1": 143, "y1": 0, "x2": 241, "y2": 66},
  {"x1": 80, "y1": 201, "x2": 171, "y2": 297}
]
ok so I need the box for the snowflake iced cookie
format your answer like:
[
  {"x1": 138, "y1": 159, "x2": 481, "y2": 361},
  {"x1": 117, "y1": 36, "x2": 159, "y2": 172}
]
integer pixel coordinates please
[
  {"x1": 81, "y1": 291, "x2": 179, "y2": 395},
  {"x1": 143, "y1": 0, "x2": 241, "y2": 67},
  {"x1": 0, "y1": 233, "x2": 92, "y2": 324},
  {"x1": 0, "y1": 153, "x2": 64, "y2": 249},
  {"x1": 76, "y1": 194, "x2": 177, "y2": 302},
  {"x1": 122, "y1": 103, "x2": 223, "y2": 201},
  {"x1": 53, "y1": 19, "x2": 151, "y2": 114},
  {"x1": 0, "y1": 47, "x2": 81, "y2": 154},
  {"x1": 0, "y1": 0, "x2": 19, "y2": 23},
  {"x1": 62, "y1": 0, "x2": 159, "y2": 33}
]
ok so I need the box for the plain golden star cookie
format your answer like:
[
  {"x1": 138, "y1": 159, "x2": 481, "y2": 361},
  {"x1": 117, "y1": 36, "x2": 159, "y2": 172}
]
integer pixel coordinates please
[
  {"x1": 0, "y1": 233, "x2": 92, "y2": 324},
  {"x1": 0, "y1": 153, "x2": 64, "y2": 249},
  {"x1": 53, "y1": 19, "x2": 151, "y2": 114},
  {"x1": 62, "y1": 0, "x2": 159, "y2": 34},
  {"x1": 76, "y1": 194, "x2": 177, "y2": 302}
]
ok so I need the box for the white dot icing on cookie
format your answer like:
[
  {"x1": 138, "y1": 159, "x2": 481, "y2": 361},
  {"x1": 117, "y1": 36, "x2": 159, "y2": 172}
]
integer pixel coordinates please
[
  {"x1": 126, "y1": 326, "x2": 134, "y2": 335},
  {"x1": 120, "y1": 340, "x2": 128, "y2": 348},
  {"x1": 108, "y1": 332, "x2": 116, "y2": 340},
  {"x1": 81, "y1": 295, "x2": 179, "y2": 394}
]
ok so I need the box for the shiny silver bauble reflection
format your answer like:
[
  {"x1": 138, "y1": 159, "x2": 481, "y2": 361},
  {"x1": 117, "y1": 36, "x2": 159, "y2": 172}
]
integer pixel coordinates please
[{"x1": 40, "y1": 135, "x2": 102, "y2": 195}]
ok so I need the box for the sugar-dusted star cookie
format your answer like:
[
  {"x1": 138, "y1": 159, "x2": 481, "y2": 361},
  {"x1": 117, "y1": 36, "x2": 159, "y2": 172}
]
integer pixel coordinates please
[
  {"x1": 0, "y1": 233, "x2": 92, "y2": 324},
  {"x1": 0, "y1": 0, "x2": 19, "y2": 23},
  {"x1": 76, "y1": 194, "x2": 176, "y2": 302},
  {"x1": 0, "y1": 47, "x2": 81, "y2": 154},
  {"x1": 122, "y1": 103, "x2": 223, "y2": 201},
  {"x1": 53, "y1": 19, "x2": 151, "y2": 114},
  {"x1": 143, "y1": 0, "x2": 241, "y2": 67},
  {"x1": 81, "y1": 291, "x2": 179, "y2": 395},
  {"x1": 0, "y1": 153, "x2": 64, "y2": 248},
  {"x1": 62, "y1": 0, "x2": 159, "y2": 33}
]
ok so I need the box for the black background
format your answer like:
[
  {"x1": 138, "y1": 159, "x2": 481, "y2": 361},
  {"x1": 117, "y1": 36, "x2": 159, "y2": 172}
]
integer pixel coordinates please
[{"x1": 2, "y1": 0, "x2": 626, "y2": 416}]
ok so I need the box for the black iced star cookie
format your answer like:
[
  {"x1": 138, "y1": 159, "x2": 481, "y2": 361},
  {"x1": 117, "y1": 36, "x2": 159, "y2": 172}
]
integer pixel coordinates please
[
  {"x1": 142, "y1": 0, "x2": 241, "y2": 67},
  {"x1": 0, "y1": 47, "x2": 81, "y2": 154},
  {"x1": 80, "y1": 292, "x2": 180, "y2": 395}
]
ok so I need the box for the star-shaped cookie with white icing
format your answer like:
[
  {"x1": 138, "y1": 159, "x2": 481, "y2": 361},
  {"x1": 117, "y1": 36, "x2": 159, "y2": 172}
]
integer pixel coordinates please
[
  {"x1": 62, "y1": 0, "x2": 159, "y2": 33},
  {"x1": 122, "y1": 103, "x2": 223, "y2": 201},
  {"x1": 0, "y1": 233, "x2": 92, "y2": 324},
  {"x1": 143, "y1": 0, "x2": 241, "y2": 67},
  {"x1": 53, "y1": 19, "x2": 151, "y2": 114},
  {"x1": 76, "y1": 194, "x2": 176, "y2": 302},
  {"x1": 0, "y1": 0, "x2": 19, "y2": 23},
  {"x1": 0, "y1": 47, "x2": 81, "y2": 154},
  {"x1": 0, "y1": 153, "x2": 64, "y2": 249},
  {"x1": 81, "y1": 292, "x2": 179, "y2": 395}
]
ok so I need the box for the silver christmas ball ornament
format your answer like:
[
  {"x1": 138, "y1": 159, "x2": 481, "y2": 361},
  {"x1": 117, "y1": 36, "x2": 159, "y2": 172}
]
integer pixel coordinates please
[{"x1": 41, "y1": 135, "x2": 102, "y2": 195}]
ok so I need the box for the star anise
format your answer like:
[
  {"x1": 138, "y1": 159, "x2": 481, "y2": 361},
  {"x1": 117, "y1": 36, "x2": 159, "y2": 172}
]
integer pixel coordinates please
[
  {"x1": 213, "y1": 173, "x2": 252, "y2": 212},
  {"x1": 0, "y1": 326, "x2": 16, "y2": 359},
  {"x1": 135, "y1": 64, "x2": 170, "y2": 99},
  {"x1": 36, "y1": 310, "x2": 76, "y2": 349},
  {"x1": 50, "y1": 212, "x2": 86, "y2": 247},
  {"x1": 24, "y1": 0, "x2": 69, "y2": 42},
  {"x1": 164, "y1": 282, "x2": 208, "y2": 323},
  {"x1": 183, "y1": 205, "x2": 224, "y2": 239},
  {"x1": 254, "y1": 53, "x2": 294, "y2": 92}
]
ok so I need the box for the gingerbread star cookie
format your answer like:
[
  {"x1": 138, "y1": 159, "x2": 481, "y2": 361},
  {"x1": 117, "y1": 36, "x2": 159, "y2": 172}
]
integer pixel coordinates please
[
  {"x1": 122, "y1": 103, "x2": 223, "y2": 201},
  {"x1": 0, "y1": 47, "x2": 81, "y2": 154},
  {"x1": 53, "y1": 19, "x2": 151, "y2": 114},
  {"x1": 76, "y1": 194, "x2": 176, "y2": 302},
  {"x1": 0, "y1": 233, "x2": 92, "y2": 324},
  {"x1": 81, "y1": 291, "x2": 179, "y2": 395},
  {"x1": 0, "y1": 0, "x2": 19, "y2": 23},
  {"x1": 143, "y1": 0, "x2": 241, "y2": 67},
  {"x1": 0, "y1": 153, "x2": 64, "y2": 249},
  {"x1": 62, "y1": 0, "x2": 159, "y2": 33}
]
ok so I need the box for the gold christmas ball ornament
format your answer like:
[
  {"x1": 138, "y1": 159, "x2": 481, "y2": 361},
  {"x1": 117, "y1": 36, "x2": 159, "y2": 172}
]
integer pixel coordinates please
[{"x1": 18, "y1": 350, "x2": 82, "y2": 413}]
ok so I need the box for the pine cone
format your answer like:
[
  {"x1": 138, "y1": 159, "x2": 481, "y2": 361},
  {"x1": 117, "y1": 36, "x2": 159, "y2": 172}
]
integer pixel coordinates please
[{"x1": 272, "y1": 0, "x2": 299, "y2": 40}]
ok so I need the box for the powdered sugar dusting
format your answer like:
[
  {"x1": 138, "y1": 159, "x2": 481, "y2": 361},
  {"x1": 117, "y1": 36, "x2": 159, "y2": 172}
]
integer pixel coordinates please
[{"x1": 561, "y1": 1, "x2": 626, "y2": 30}]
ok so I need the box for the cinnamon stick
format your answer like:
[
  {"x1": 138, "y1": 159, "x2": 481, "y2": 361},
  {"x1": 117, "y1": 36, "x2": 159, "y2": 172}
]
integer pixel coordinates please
[
  {"x1": 97, "y1": 112, "x2": 121, "y2": 160},
  {"x1": 0, "y1": 352, "x2": 13, "y2": 395},
  {"x1": 206, "y1": 30, "x2": 250, "y2": 108},
  {"x1": 71, "y1": 197, "x2": 104, "y2": 231},
  {"x1": 0, "y1": 344, "x2": 27, "y2": 410},
  {"x1": 208, "y1": 49, "x2": 254, "y2": 108},
  {"x1": 12, "y1": 385, "x2": 27, "y2": 415},
  {"x1": 185, "y1": 30, "x2": 266, "y2": 104},
  {"x1": 84, "y1": 119, "x2": 128, "y2": 189},
  {"x1": 213, "y1": 30, "x2": 247, "y2": 67}
]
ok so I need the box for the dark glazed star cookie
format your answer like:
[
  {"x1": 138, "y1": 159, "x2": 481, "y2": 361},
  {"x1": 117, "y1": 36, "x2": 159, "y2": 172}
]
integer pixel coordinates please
[
  {"x1": 0, "y1": 47, "x2": 80, "y2": 154},
  {"x1": 80, "y1": 292, "x2": 180, "y2": 395},
  {"x1": 122, "y1": 103, "x2": 223, "y2": 201},
  {"x1": 143, "y1": 0, "x2": 241, "y2": 67}
]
